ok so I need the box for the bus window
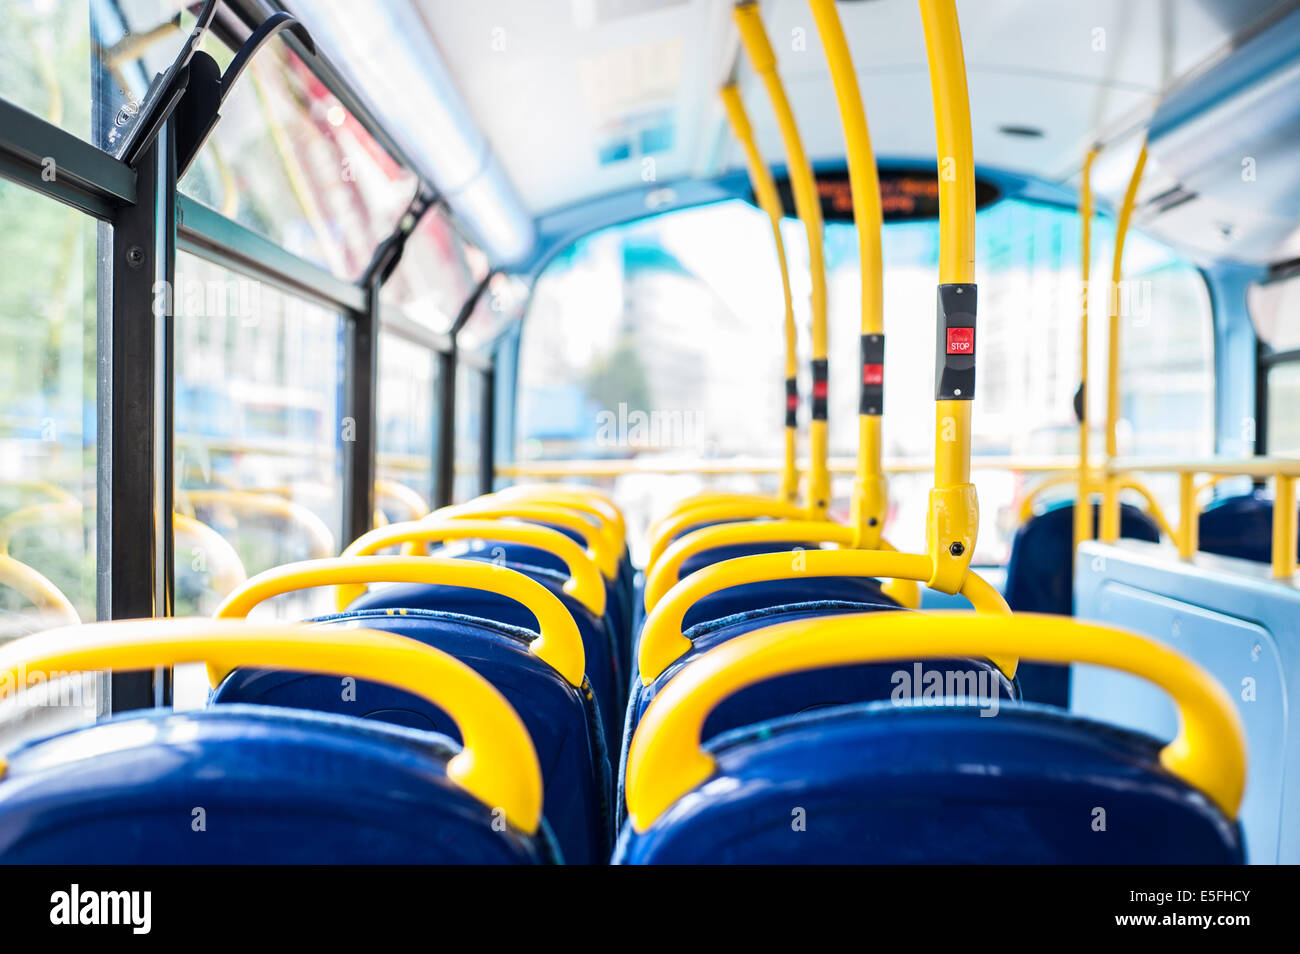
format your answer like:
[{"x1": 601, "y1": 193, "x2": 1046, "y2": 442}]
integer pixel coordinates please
[
  {"x1": 178, "y1": 29, "x2": 418, "y2": 282},
  {"x1": 459, "y1": 273, "x2": 527, "y2": 353},
  {"x1": 173, "y1": 252, "x2": 345, "y2": 605},
  {"x1": 517, "y1": 198, "x2": 1214, "y2": 562},
  {"x1": 2, "y1": 1, "x2": 193, "y2": 150},
  {"x1": 1250, "y1": 271, "x2": 1300, "y2": 454},
  {"x1": 376, "y1": 333, "x2": 437, "y2": 518},
  {"x1": 814, "y1": 198, "x2": 1214, "y2": 563},
  {"x1": 0, "y1": 180, "x2": 96, "y2": 638},
  {"x1": 454, "y1": 365, "x2": 485, "y2": 504},
  {"x1": 381, "y1": 207, "x2": 486, "y2": 335},
  {"x1": 1266, "y1": 364, "x2": 1300, "y2": 454}
]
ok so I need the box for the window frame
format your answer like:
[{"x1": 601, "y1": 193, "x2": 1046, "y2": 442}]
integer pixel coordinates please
[{"x1": 0, "y1": 1, "x2": 498, "y2": 710}]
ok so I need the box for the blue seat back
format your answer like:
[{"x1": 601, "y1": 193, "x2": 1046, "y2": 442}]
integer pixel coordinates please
[
  {"x1": 212, "y1": 611, "x2": 610, "y2": 864},
  {"x1": 348, "y1": 567, "x2": 624, "y2": 747},
  {"x1": 615, "y1": 702, "x2": 1243, "y2": 864},
  {"x1": 619, "y1": 601, "x2": 1017, "y2": 829},
  {"x1": 682, "y1": 576, "x2": 893, "y2": 630},
  {"x1": 0, "y1": 705, "x2": 558, "y2": 864},
  {"x1": 1199, "y1": 488, "x2": 1297, "y2": 564},
  {"x1": 1004, "y1": 501, "x2": 1160, "y2": 706}
]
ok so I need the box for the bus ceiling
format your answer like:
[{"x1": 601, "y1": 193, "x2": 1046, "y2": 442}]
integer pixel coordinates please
[{"x1": 386, "y1": 0, "x2": 1299, "y2": 275}]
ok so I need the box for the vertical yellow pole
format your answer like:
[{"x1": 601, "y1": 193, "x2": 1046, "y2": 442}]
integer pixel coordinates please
[
  {"x1": 719, "y1": 84, "x2": 800, "y2": 506},
  {"x1": 809, "y1": 0, "x2": 886, "y2": 547},
  {"x1": 1272, "y1": 474, "x2": 1297, "y2": 578},
  {"x1": 1101, "y1": 140, "x2": 1148, "y2": 542},
  {"x1": 919, "y1": 0, "x2": 977, "y2": 593},
  {"x1": 1177, "y1": 471, "x2": 1198, "y2": 560},
  {"x1": 1074, "y1": 148, "x2": 1099, "y2": 552},
  {"x1": 734, "y1": 2, "x2": 830, "y2": 519}
]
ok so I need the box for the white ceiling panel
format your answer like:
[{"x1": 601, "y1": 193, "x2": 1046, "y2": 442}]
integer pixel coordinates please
[{"x1": 416, "y1": 0, "x2": 1293, "y2": 216}]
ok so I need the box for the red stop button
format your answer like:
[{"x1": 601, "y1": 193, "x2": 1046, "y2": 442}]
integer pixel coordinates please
[
  {"x1": 863, "y1": 363, "x2": 883, "y2": 386},
  {"x1": 946, "y1": 327, "x2": 974, "y2": 355}
]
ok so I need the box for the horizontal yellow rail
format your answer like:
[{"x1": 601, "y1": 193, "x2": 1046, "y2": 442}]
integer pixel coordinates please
[
  {"x1": 1106, "y1": 457, "x2": 1300, "y2": 579},
  {"x1": 1107, "y1": 457, "x2": 1300, "y2": 478},
  {"x1": 499, "y1": 456, "x2": 1088, "y2": 479}
]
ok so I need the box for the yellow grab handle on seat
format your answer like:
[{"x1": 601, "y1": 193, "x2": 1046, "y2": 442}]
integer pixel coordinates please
[
  {"x1": 638, "y1": 548, "x2": 1009, "y2": 685},
  {"x1": 645, "y1": 520, "x2": 853, "y2": 611},
  {"x1": 626, "y1": 611, "x2": 1246, "y2": 832},
  {"x1": 173, "y1": 513, "x2": 248, "y2": 597},
  {"x1": 0, "y1": 554, "x2": 81, "y2": 626},
  {"x1": 493, "y1": 484, "x2": 627, "y2": 545},
  {"x1": 0, "y1": 618, "x2": 542, "y2": 833},
  {"x1": 374, "y1": 479, "x2": 430, "y2": 523},
  {"x1": 182, "y1": 489, "x2": 337, "y2": 560},
  {"x1": 339, "y1": 519, "x2": 605, "y2": 617},
  {"x1": 645, "y1": 521, "x2": 921, "y2": 612},
  {"x1": 649, "y1": 493, "x2": 782, "y2": 541},
  {"x1": 432, "y1": 502, "x2": 620, "y2": 580},
  {"x1": 215, "y1": 556, "x2": 585, "y2": 688},
  {"x1": 647, "y1": 500, "x2": 811, "y2": 571}
]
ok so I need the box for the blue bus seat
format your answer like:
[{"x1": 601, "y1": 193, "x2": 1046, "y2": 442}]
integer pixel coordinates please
[
  {"x1": 1004, "y1": 500, "x2": 1160, "y2": 706},
  {"x1": 618, "y1": 601, "x2": 1017, "y2": 828},
  {"x1": 212, "y1": 611, "x2": 610, "y2": 865},
  {"x1": 681, "y1": 576, "x2": 893, "y2": 631},
  {"x1": 615, "y1": 701, "x2": 1243, "y2": 864},
  {"x1": 0, "y1": 705, "x2": 559, "y2": 864},
  {"x1": 348, "y1": 565, "x2": 624, "y2": 747},
  {"x1": 676, "y1": 539, "x2": 814, "y2": 579},
  {"x1": 433, "y1": 540, "x2": 632, "y2": 671},
  {"x1": 1199, "y1": 487, "x2": 1298, "y2": 564}
]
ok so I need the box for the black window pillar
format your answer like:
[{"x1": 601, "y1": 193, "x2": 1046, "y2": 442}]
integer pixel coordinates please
[
  {"x1": 98, "y1": 123, "x2": 176, "y2": 711},
  {"x1": 342, "y1": 293, "x2": 380, "y2": 546},
  {"x1": 435, "y1": 273, "x2": 494, "y2": 509},
  {"x1": 479, "y1": 362, "x2": 496, "y2": 496}
]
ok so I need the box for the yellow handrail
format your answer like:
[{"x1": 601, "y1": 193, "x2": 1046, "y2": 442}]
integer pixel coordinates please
[
  {"x1": 0, "y1": 554, "x2": 81, "y2": 627},
  {"x1": 810, "y1": 0, "x2": 888, "y2": 548},
  {"x1": 734, "y1": 1, "x2": 830, "y2": 518},
  {"x1": 214, "y1": 556, "x2": 586, "y2": 688},
  {"x1": 173, "y1": 513, "x2": 248, "y2": 598},
  {"x1": 637, "y1": 549, "x2": 1011, "y2": 686},
  {"x1": 644, "y1": 520, "x2": 918, "y2": 611},
  {"x1": 181, "y1": 489, "x2": 336, "y2": 559},
  {"x1": 500, "y1": 454, "x2": 1090, "y2": 480},
  {"x1": 0, "y1": 618, "x2": 542, "y2": 833},
  {"x1": 1074, "y1": 146, "x2": 1099, "y2": 551},
  {"x1": 375, "y1": 479, "x2": 429, "y2": 523},
  {"x1": 624, "y1": 611, "x2": 1247, "y2": 831},
  {"x1": 920, "y1": 0, "x2": 978, "y2": 592},
  {"x1": 339, "y1": 519, "x2": 606, "y2": 617},
  {"x1": 491, "y1": 484, "x2": 627, "y2": 545},
  {"x1": 1100, "y1": 140, "x2": 1149, "y2": 542},
  {"x1": 0, "y1": 504, "x2": 246, "y2": 602},
  {"x1": 720, "y1": 82, "x2": 801, "y2": 506},
  {"x1": 650, "y1": 491, "x2": 781, "y2": 532},
  {"x1": 1017, "y1": 471, "x2": 1176, "y2": 543},
  {"x1": 0, "y1": 501, "x2": 81, "y2": 555},
  {"x1": 429, "y1": 500, "x2": 619, "y2": 579},
  {"x1": 646, "y1": 499, "x2": 808, "y2": 571}
]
